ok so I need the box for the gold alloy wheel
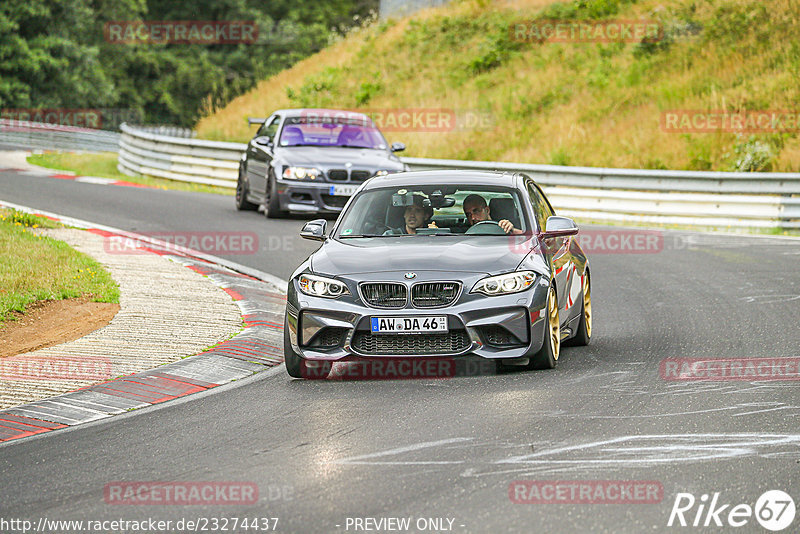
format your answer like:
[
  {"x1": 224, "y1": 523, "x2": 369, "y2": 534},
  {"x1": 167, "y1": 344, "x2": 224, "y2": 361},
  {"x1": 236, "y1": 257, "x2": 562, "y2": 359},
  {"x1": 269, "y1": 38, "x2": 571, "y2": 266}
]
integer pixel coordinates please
[
  {"x1": 548, "y1": 288, "x2": 560, "y2": 361},
  {"x1": 584, "y1": 275, "x2": 592, "y2": 339}
]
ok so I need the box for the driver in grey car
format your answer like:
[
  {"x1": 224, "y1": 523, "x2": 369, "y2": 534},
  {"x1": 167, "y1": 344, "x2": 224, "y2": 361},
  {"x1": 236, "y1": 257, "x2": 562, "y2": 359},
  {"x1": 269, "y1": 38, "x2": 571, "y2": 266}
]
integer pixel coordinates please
[{"x1": 462, "y1": 194, "x2": 522, "y2": 235}]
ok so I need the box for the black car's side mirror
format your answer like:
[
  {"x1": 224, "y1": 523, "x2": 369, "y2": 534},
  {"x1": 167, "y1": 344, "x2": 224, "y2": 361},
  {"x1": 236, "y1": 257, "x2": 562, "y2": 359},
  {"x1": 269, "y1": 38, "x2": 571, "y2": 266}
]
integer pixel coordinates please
[
  {"x1": 541, "y1": 216, "x2": 579, "y2": 238},
  {"x1": 254, "y1": 136, "x2": 273, "y2": 147},
  {"x1": 300, "y1": 219, "x2": 328, "y2": 241},
  {"x1": 390, "y1": 142, "x2": 406, "y2": 153}
]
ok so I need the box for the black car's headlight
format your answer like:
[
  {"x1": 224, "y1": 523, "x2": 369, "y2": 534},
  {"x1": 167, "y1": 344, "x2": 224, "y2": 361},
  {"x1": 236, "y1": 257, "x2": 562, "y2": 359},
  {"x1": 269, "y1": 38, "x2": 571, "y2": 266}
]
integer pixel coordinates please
[
  {"x1": 298, "y1": 274, "x2": 350, "y2": 298},
  {"x1": 471, "y1": 271, "x2": 536, "y2": 296},
  {"x1": 282, "y1": 166, "x2": 321, "y2": 180}
]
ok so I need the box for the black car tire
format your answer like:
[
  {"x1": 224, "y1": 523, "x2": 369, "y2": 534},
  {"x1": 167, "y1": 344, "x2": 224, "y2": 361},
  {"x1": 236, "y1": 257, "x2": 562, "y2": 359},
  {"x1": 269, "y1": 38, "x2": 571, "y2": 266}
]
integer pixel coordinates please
[
  {"x1": 284, "y1": 324, "x2": 331, "y2": 379},
  {"x1": 265, "y1": 170, "x2": 286, "y2": 219},
  {"x1": 284, "y1": 325, "x2": 304, "y2": 377},
  {"x1": 564, "y1": 270, "x2": 591, "y2": 347},
  {"x1": 528, "y1": 285, "x2": 560, "y2": 370},
  {"x1": 235, "y1": 170, "x2": 258, "y2": 211}
]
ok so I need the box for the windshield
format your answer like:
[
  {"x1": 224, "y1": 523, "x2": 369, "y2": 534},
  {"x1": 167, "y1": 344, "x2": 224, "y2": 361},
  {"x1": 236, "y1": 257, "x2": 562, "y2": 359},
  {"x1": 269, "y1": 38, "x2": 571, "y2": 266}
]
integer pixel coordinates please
[
  {"x1": 334, "y1": 185, "x2": 529, "y2": 238},
  {"x1": 279, "y1": 116, "x2": 387, "y2": 149}
]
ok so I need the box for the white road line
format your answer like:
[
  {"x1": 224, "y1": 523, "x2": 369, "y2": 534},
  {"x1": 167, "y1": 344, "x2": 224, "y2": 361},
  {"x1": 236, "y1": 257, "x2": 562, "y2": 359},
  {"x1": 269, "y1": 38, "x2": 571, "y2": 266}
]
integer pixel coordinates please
[{"x1": 334, "y1": 437, "x2": 473, "y2": 465}]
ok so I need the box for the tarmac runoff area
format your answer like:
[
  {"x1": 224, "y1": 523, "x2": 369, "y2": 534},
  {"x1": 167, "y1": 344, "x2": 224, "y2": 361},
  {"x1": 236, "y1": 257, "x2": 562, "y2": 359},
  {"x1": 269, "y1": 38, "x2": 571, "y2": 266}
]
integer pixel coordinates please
[{"x1": 0, "y1": 213, "x2": 287, "y2": 442}]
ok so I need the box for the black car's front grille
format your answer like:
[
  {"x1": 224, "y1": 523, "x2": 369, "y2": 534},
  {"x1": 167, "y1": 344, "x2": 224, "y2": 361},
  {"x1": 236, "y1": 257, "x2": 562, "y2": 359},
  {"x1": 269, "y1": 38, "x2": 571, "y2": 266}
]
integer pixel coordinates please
[
  {"x1": 328, "y1": 169, "x2": 348, "y2": 181},
  {"x1": 411, "y1": 282, "x2": 460, "y2": 308},
  {"x1": 321, "y1": 194, "x2": 348, "y2": 208},
  {"x1": 307, "y1": 327, "x2": 348, "y2": 348},
  {"x1": 480, "y1": 325, "x2": 524, "y2": 347},
  {"x1": 326, "y1": 169, "x2": 372, "y2": 182},
  {"x1": 352, "y1": 330, "x2": 470, "y2": 355},
  {"x1": 350, "y1": 170, "x2": 371, "y2": 182},
  {"x1": 360, "y1": 282, "x2": 407, "y2": 308}
]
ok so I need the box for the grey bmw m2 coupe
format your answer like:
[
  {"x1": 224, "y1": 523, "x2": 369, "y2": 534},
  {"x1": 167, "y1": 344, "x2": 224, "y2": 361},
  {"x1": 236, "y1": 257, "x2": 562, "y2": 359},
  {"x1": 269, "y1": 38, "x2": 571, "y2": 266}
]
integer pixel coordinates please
[{"x1": 284, "y1": 170, "x2": 591, "y2": 379}]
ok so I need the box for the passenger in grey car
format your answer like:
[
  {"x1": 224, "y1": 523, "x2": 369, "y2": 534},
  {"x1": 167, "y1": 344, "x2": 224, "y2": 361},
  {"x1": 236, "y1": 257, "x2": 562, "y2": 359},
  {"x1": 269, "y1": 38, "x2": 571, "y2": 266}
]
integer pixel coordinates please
[{"x1": 383, "y1": 195, "x2": 437, "y2": 235}]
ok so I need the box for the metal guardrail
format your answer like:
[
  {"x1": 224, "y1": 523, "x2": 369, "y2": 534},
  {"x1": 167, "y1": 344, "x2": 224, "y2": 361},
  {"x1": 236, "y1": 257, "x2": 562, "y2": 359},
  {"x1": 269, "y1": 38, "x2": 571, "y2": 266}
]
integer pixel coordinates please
[
  {"x1": 402, "y1": 157, "x2": 800, "y2": 229},
  {"x1": 116, "y1": 123, "x2": 799, "y2": 229},
  {"x1": 118, "y1": 123, "x2": 244, "y2": 188},
  {"x1": 0, "y1": 119, "x2": 120, "y2": 153},
  {"x1": 127, "y1": 125, "x2": 196, "y2": 138}
]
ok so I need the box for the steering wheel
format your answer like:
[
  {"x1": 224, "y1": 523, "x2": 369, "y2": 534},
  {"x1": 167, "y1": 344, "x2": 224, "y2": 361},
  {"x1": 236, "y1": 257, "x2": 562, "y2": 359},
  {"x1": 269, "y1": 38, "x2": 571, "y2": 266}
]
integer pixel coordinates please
[{"x1": 465, "y1": 220, "x2": 506, "y2": 235}]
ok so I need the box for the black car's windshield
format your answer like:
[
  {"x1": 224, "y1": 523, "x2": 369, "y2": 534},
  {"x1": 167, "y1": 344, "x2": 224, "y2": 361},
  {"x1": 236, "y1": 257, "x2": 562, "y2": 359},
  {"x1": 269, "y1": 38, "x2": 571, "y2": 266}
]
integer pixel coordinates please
[
  {"x1": 335, "y1": 185, "x2": 529, "y2": 238},
  {"x1": 279, "y1": 115, "x2": 387, "y2": 149}
]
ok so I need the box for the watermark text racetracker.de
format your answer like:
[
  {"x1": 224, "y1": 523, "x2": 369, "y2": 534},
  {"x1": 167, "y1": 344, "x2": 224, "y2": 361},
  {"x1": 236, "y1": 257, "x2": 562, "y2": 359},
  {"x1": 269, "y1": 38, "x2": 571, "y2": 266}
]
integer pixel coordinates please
[
  {"x1": 507, "y1": 228, "x2": 694, "y2": 255},
  {"x1": 1, "y1": 108, "x2": 102, "y2": 129},
  {"x1": 0, "y1": 108, "x2": 142, "y2": 131},
  {"x1": 510, "y1": 19, "x2": 662, "y2": 43},
  {"x1": 0, "y1": 355, "x2": 111, "y2": 381},
  {"x1": 301, "y1": 357, "x2": 498, "y2": 380},
  {"x1": 509, "y1": 480, "x2": 663, "y2": 504},
  {"x1": 660, "y1": 357, "x2": 800, "y2": 381},
  {"x1": 103, "y1": 231, "x2": 275, "y2": 255},
  {"x1": 104, "y1": 21, "x2": 258, "y2": 45},
  {"x1": 104, "y1": 481, "x2": 266, "y2": 505},
  {"x1": 661, "y1": 110, "x2": 800, "y2": 133},
  {"x1": 299, "y1": 108, "x2": 494, "y2": 132}
]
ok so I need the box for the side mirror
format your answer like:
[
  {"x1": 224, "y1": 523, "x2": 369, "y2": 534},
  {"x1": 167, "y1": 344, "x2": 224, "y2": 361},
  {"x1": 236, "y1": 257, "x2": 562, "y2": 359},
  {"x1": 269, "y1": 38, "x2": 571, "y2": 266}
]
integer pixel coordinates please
[
  {"x1": 390, "y1": 142, "x2": 406, "y2": 153},
  {"x1": 541, "y1": 216, "x2": 579, "y2": 238},
  {"x1": 254, "y1": 136, "x2": 273, "y2": 147},
  {"x1": 300, "y1": 219, "x2": 328, "y2": 241}
]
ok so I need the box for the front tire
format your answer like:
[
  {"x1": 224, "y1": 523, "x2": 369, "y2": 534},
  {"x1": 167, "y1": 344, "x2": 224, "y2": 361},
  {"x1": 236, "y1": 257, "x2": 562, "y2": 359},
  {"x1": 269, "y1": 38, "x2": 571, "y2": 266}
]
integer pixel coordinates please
[
  {"x1": 528, "y1": 285, "x2": 560, "y2": 370},
  {"x1": 265, "y1": 171, "x2": 286, "y2": 219},
  {"x1": 235, "y1": 170, "x2": 258, "y2": 211},
  {"x1": 284, "y1": 323, "x2": 330, "y2": 379}
]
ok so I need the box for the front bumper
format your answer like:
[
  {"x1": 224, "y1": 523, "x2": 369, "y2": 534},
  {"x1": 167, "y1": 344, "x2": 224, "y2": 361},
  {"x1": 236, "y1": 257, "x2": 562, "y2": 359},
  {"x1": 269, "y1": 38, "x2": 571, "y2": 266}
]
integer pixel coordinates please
[
  {"x1": 275, "y1": 180, "x2": 352, "y2": 214},
  {"x1": 286, "y1": 273, "x2": 551, "y2": 361}
]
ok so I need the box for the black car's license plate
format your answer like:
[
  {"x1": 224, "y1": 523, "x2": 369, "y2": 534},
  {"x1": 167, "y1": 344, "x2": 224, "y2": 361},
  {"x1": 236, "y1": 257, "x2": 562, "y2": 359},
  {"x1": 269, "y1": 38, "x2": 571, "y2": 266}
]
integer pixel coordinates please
[{"x1": 370, "y1": 316, "x2": 448, "y2": 334}]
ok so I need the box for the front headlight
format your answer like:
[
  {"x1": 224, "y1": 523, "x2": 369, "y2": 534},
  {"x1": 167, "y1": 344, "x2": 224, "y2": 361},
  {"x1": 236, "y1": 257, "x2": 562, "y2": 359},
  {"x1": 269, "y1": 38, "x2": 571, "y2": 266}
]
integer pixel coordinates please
[
  {"x1": 282, "y1": 166, "x2": 321, "y2": 180},
  {"x1": 298, "y1": 274, "x2": 350, "y2": 298},
  {"x1": 471, "y1": 271, "x2": 537, "y2": 296}
]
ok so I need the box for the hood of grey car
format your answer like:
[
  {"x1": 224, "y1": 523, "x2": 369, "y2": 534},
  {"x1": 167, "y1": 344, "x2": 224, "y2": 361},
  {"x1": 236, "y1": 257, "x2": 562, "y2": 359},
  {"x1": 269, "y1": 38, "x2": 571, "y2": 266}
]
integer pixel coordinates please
[
  {"x1": 310, "y1": 236, "x2": 533, "y2": 276},
  {"x1": 276, "y1": 146, "x2": 404, "y2": 169}
]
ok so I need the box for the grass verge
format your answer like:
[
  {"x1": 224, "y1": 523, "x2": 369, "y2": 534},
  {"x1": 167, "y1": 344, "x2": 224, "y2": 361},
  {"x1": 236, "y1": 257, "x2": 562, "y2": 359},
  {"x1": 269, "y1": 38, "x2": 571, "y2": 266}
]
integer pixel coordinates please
[
  {"x1": 0, "y1": 209, "x2": 120, "y2": 323},
  {"x1": 27, "y1": 152, "x2": 234, "y2": 196}
]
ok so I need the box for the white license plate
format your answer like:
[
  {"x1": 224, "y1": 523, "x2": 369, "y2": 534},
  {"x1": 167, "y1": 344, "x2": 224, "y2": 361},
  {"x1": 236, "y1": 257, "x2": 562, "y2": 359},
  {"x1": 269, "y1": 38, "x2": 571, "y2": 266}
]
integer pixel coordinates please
[
  {"x1": 329, "y1": 185, "x2": 358, "y2": 196},
  {"x1": 371, "y1": 316, "x2": 448, "y2": 334}
]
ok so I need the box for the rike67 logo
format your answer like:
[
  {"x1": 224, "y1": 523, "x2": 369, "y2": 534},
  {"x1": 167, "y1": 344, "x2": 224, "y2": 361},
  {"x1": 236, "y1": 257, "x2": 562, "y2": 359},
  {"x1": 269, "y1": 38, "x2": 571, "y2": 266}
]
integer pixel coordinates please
[{"x1": 668, "y1": 490, "x2": 795, "y2": 531}]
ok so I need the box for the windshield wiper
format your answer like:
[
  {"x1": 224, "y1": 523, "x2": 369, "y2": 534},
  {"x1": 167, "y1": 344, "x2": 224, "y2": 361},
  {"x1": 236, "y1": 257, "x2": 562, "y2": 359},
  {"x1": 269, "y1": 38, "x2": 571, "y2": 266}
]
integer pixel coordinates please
[{"x1": 337, "y1": 144, "x2": 375, "y2": 149}]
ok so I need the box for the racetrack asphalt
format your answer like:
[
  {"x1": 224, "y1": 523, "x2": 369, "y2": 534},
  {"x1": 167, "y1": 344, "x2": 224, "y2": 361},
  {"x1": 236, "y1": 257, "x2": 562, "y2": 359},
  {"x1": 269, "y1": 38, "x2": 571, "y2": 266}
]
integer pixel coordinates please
[{"x1": 1, "y1": 168, "x2": 799, "y2": 532}]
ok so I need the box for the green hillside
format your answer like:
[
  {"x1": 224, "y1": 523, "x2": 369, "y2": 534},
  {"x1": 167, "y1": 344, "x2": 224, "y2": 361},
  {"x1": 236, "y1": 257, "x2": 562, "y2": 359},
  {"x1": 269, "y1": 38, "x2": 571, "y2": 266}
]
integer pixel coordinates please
[{"x1": 196, "y1": 0, "x2": 800, "y2": 172}]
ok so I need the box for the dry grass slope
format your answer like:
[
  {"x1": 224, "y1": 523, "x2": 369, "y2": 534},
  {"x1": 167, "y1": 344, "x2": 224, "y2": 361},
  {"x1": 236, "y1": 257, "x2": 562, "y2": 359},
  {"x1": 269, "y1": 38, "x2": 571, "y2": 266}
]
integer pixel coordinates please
[{"x1": 196, "y1": 0, "x2": 800, "y2": 172}]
